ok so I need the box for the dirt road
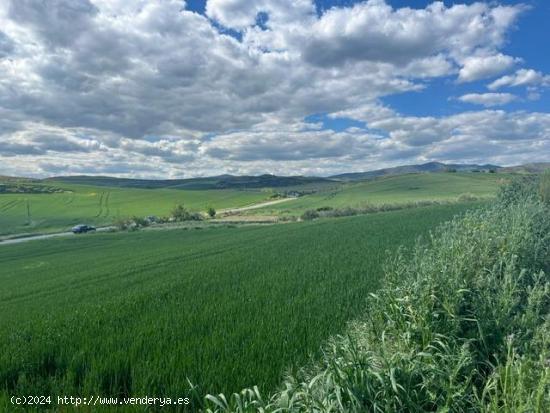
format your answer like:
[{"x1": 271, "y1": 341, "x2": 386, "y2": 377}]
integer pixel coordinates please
[{"x1": 219, "y1": 197, "x2": 296, "y2": 214}]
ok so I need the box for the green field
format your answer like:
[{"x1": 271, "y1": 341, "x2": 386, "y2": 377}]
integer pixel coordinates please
[
  {"x1": 0, "y1": 203, "x2": 477, "y2": 406},
  {"x1": 257, "y1": 173, "x2": 510, "y2": 216},
  {"x1": 0, "y1": 173, "x2": 509, "y2": 236},
  {"x1": 0, "y1": 183, "x2": 268, "y2": 236}
]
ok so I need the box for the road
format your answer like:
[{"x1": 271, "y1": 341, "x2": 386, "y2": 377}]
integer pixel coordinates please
[
  {"x1": 0, "y1": 227, "x2": 114, "y2": 246},
  {"x1": 0, "y1": 198, "x2": 298, "y2": 246},
  {"x1": 219, "y1": 197, "x2": 296, "y2": 214}
]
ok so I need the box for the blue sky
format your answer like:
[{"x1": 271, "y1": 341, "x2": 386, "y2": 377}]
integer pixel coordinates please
[
  {"x1": 0, "y1": 0, "x2": 548, "y2": 177},
  {"x1": 186, "y1": 0, "x2": 550, "y2": 119}
]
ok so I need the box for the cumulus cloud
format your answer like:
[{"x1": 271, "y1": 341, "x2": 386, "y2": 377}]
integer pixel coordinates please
[
  {"x1": 457, "y1": 54, "x2": 519, "y2": 83},
  {"x1": 0, "y1": 0, "x2": 546, "y2": 177},
  {"x1": 458, "y1": 92, "x2": 517, "y2": 107},
  {"x1": 488, "y1": 68, "x2": 550, "y2": 90},
  {"x1": 300, "y1": 2, "x2": 523, "y2": 69},
  {"x1": 206, "y1": 0, "x2": 315, "y2": 30}
]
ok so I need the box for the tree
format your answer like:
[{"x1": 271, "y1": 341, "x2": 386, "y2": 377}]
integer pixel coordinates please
[
  {"x1": 301, "y1": 209, "x2": 319, "y2": 221},
  {"x1": 171, "y1": 204, "x2": 203, "y2": 222},
  {"x1": 207, "y1": 207, "x2": 216, "y2": 218},
  {"x1": 171, "y1": 204, "x2": 191, "y2": 221}
]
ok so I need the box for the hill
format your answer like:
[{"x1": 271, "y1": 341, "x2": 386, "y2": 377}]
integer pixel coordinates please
[
  {"x1": 252, "y1": 172, "x2": 510, "y2": 216},
  {"x1": 0, "y1": 183, "x2": 269, "y2": 236},
  {"x1": 46, "y1": 174, "x2": 333, "y2": 190},
  {"x1": 330, "y1": 161, "x2": 500, "y2": 181}
]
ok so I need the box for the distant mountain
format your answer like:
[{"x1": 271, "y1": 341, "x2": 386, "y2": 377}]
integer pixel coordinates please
[
  {"x1": 330, "y1": 162, "x2": 501, "y2": 181},
  {"x1": 21, "y1": 161, "x2": 550, "y2": 190},
  {"x1": 46, "y1": 174, "x2": 333, "y2": 190}
]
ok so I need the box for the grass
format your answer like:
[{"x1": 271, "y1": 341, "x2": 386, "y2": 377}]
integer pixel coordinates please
[
  {"x1": 0, "y1": 203, "x2": 476, "y2": 409},
  {"x1": 202, "y1": 175, "x2": 550, "y2": 412},
  {"x1": 257, "y1": 173, "x2": 511, "y2": 216},
  {"x1": 0, "y1": 172, "x2": 509, "y2": 236},
  {"x1": 0, "y1": 182, "x2": 269, "y2": 236}
]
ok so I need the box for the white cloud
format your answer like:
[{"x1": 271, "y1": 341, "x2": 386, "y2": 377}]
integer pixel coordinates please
[
  {"x1": 458, "y1": 92, "x2": 517, "y2": 107},
  {"x1": 206, "y1": 0, "x2": 315, "y2": 30},
  {"x1": 0, "y1": 0, "x2": 546, "y2": 177},
  {"x1": 457, "y1": 54, "x2": 519, "y2": 83},
  {"x1": 488, "y1": 68, "x2": 550, "y2": 90}
]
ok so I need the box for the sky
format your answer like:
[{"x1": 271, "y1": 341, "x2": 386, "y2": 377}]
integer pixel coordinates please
[{"x1": 0, "y1": 0, "x2": 549, "y2": 178}]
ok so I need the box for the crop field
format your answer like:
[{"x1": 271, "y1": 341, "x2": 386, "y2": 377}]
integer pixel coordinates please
[
  {"x1": 0, "y1": 173, "x2": 511, "y2": 236},
  {"x1": 0, "y1": 182, "x2": 269, "y2": 236},
  {"x1": 0, "y1": 203, "x2": 477, "y2": 406},
  {"x1": 256, "y1": 173, "x2": 511, "y2": 216}
]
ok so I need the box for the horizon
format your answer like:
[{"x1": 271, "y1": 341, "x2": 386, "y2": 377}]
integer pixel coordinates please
[
  {"x1": 6, "y1": 160, "x2": 545, "y2": 181},
  {"x1": 1, "y1": 0, "x2": 549, "y2": 178}
]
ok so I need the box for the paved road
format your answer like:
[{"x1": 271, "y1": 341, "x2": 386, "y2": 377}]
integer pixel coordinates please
[
  {"x1": 0, "y1": 227, "x2": 114, "y2": 246},
  {"x1": 0, "y1": 199, "x2": 298, "y2": 246}
]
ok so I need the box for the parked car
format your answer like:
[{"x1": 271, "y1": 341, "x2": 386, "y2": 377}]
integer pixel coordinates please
[{"x1": 71, "y1": 224, "x2": 96, "y2": 234}]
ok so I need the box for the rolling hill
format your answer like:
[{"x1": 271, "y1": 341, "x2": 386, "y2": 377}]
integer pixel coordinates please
[
  {"x1": 46, "y1": 174, "x2": 333, "y2": 190},
  {"x1": 329, "y1": 161, "x2": 501, "y2": 181}
]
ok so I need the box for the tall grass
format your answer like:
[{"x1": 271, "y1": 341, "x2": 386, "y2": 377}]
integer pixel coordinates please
[{"x1": 204, "y1": 176, "x2": 550, "y2": 412}]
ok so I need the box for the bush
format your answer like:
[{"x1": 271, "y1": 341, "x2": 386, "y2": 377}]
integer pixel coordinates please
[
  {"x1": 301, "y1": 209, "x2": 319, "y2": 220},
  {"x1": 497, "y1": 175, "x2": 539, "y2": 206},
  {"x1": 114, "y1": 216, "x2": 150, "y2": 231},
  {"x1": 171, "y1": 204, "x2": 203, "y2": 222},
  {"x1": 207, "y1": 207, "x2": 216, "y2": 218}
]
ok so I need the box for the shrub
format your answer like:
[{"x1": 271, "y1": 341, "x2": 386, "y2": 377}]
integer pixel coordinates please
[
  {"x1": 301, "y1": 209, "x2": 319, "y2": 220},
  {"x1": 497, "y1": 175, "x2": 539, "y2": 206},
  {"x1": 171, "y1": 204, "x2": 203, "y2": 222},
  {"x1": 207, "y1": 207, "x2": 216, "y2": 218},
  {"x1": 114, "y1": 216, "x2": 149, "y2": 231}
]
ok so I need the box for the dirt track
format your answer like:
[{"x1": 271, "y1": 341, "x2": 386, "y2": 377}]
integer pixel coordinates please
[{"x1": 218, "y1": 197, "x2": 296, "y2": 214}]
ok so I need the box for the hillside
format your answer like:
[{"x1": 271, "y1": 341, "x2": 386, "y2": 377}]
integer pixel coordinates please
[
  {"x1": 46, "y1": 174, "x2": 333, "y2": 190},
  {"x1": 251, "y1": 172, "x2": 510, "y2": 216},
  {"x1": 0, "y1": 171, "x2": 511, "y2": 236},
  {"x1": 0, "y1": 183, "x2": 269, "y2": 236},
  {"x1": 330, "y1": 161, "x2": 500, "y2": 181}
]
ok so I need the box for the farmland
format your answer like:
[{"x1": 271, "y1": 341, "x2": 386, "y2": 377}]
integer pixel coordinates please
[
  {"x1": 0, "y1": 203, "x2": 476, "y2": 408},
  {"x1": 0, "y1": 172, "x2": 508, "y2": 236},
  {"x1": 0, "y1": 182, "x2": 269, "y2": 236},
  {"x1": 255, "y1": 172, "x2": 511, "y2": 216}
]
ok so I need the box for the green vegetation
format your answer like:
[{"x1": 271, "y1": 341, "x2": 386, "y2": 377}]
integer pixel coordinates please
[
  {"x1": 0, "y1": 182, "x2": 65, "y2": 194},
  {"x1": 171, "y1": 203, "x2": 203, "y2": 222},
  {"x1": 0, "y1": 172, "x2": 507, "y2": 236},
  {"x1": 0, "y1": 182, "x2": 268, "y2": 235},
  {"x1": 255, "y1": 173, "x2": 510, "y2": 216},
  {"x1": 203, "y1": 176, "x2": 550, "y2": 412},
  {"x1": 0, "y1": 203, "x2": 474, "y2": 410}
]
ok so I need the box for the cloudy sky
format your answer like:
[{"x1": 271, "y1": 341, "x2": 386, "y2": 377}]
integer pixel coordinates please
[{"x1": 0, "y1": 0, "x2": 549, "y2": 178}]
